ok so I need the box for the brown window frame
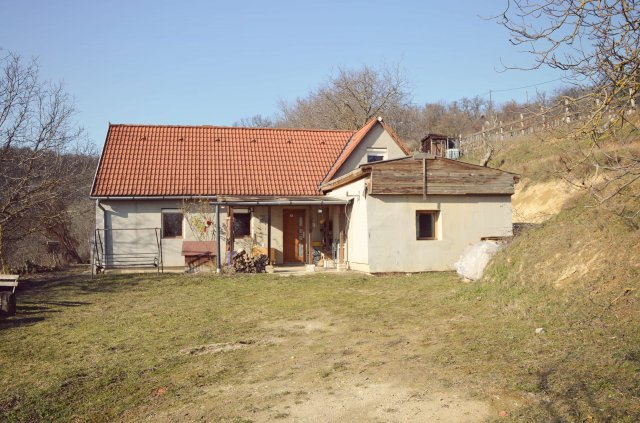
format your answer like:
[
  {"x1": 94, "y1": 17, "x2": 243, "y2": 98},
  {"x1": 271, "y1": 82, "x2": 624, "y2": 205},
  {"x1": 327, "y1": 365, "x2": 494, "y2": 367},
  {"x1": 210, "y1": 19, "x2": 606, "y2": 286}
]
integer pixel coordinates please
[
  {"x1": 367, "y1": 154, "x2": 384, "y2": 163},
  {"x1": 161, "y1": 209, "x2": 184, "y2": 239},
  {"x1": 416, "y1": 210, "x2": 439, "y2": 240},
  {"x1": 233, "y1": 212, "x2": 251, "y2": 238}
]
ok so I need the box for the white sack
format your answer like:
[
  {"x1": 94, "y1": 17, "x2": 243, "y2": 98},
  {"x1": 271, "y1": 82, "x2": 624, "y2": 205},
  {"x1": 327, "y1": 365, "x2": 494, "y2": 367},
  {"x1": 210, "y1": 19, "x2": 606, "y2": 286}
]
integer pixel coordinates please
[{"x1": 454, "y1": 241, "x2": 503, "y2": 281}]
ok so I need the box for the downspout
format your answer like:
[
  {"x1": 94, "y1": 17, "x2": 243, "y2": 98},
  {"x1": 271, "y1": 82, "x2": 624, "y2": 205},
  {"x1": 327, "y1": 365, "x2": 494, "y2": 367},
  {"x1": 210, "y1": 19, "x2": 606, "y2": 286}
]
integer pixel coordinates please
[
  {"x1": 344, "y1": 202, "x2": 351, "y2": 268},
  {"x1": 344, "y1": 200, "x2": 352, "y2": 268},
  {"x1": 97, "y1": 199, "x2": 107, "y2": 225},
  {"x1": 96, "y1": 199, "x2": 108, "y2": 267}
]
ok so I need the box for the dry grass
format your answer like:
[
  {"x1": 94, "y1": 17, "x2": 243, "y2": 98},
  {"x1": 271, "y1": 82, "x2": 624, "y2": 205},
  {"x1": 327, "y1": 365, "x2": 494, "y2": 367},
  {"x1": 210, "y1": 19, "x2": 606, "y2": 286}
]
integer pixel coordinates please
[
  {"x1": 476, "y1": 121, "x2": 640, "y2": 421},
  {"x1": 483, "y1": 199, "x2": 640, "y2": 422},
  {"x1": 1, "y1": 268, "x2": 638, "y2": 422}
]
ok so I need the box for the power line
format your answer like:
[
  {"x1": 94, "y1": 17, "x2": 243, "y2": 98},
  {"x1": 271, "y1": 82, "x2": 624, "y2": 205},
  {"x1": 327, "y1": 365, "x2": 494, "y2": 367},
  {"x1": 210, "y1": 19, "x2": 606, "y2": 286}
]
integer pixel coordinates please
[{"x1": 480, "y1": 76, "x2": 567, "y2": 97}]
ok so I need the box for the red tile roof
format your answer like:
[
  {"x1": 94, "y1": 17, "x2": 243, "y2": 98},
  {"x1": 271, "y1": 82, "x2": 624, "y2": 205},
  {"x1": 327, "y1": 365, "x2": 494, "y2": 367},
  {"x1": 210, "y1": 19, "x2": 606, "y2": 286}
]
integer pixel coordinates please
[{"x1": 91, "y1": 124, "x2": 357, "y2": 197}]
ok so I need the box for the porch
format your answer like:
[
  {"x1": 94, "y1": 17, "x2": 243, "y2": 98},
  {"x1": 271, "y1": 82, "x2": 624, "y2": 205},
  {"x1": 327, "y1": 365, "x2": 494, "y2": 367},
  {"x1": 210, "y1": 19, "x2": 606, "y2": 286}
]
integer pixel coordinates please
[{"x1": 220, "y1": 196, "x2": 351, "y2": 271}]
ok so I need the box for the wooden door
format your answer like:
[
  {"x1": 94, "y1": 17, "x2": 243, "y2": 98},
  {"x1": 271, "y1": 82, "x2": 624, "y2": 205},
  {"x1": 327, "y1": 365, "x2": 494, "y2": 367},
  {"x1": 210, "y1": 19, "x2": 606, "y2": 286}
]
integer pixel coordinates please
[{"x1": 283, "y1": 209, "x2": 306, "y2": 263}]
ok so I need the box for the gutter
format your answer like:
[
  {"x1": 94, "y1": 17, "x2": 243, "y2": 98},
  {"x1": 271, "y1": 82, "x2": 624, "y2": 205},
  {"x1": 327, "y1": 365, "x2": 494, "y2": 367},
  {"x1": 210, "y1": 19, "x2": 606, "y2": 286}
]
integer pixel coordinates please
[
  {"x1": 89, "y1": 197, "x2": 349, "y2": 206},
  {"x1": 210, "y1": 200, "x2": 349, "y2": 206},
  {"x1": 90, "y1": 196, "x2": 219, "y2": 200}
]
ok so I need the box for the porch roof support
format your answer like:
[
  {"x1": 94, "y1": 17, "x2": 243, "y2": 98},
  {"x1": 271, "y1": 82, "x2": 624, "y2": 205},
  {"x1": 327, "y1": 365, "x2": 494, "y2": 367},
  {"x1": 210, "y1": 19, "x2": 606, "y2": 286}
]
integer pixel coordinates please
[
  {"x1": 267, "y1": 206, "x2": 272, "y2": 265},
  {"x1": 307, "y1": 205, "x2": 312, "y2": 265},
  {"x1": 216, "y1": 204, "x2": 221, "y2": 273}
]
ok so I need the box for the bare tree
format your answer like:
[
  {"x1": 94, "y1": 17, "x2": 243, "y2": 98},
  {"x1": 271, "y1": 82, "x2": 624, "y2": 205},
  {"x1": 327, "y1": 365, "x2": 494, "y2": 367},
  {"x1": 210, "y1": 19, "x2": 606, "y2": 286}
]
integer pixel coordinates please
[
  {"x1": 277, "y1": 64, "x2": 411, "y2": 131},
  {"x1": 233, "y1": 114, "x2": 274, "y2": 128},
  {"x1": 0, "y1": 51, "x2": 94, "y2": 270},
  {"x1": 497, "y1": 0, "x2": 640, "y2": 215}
]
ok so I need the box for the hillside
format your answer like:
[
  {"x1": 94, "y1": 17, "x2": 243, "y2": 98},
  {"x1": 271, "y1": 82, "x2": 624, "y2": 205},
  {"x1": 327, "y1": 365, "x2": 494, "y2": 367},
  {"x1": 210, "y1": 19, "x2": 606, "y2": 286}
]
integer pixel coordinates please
[{"x1": 462, "y1": 127, "x2": 640, "y2": 420}]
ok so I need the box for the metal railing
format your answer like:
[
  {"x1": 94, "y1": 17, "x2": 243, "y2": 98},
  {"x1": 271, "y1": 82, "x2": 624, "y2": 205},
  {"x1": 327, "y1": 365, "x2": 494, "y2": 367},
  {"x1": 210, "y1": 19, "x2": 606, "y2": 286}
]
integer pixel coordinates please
[{"x1": 92, "y1": 228, "x2": 163, "y2": 277}]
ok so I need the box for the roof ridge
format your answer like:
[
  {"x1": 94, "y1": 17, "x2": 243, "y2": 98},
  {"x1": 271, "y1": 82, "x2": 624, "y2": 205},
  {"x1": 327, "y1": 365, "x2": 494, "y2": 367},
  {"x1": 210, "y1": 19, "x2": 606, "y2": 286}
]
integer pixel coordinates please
[
  {"x1": 108, "y1": 123, "x2": 356, "y2": 133},
  {"x1": 320, "y1": 117, "x2": 381, "y2": 184}
]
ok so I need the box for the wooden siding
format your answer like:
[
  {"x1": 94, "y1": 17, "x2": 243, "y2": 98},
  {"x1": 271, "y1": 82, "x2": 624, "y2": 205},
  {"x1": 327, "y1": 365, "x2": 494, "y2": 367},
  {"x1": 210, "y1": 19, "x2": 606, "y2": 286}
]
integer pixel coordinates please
[{"x1": 368, "y1": 158, "x2": 515, "y2": 195}]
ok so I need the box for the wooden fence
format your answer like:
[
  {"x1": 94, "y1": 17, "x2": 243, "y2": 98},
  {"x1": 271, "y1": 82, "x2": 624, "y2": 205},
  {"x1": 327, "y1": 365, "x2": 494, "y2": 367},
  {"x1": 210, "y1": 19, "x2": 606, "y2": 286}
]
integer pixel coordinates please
[{"x1": 459, "y1": 93, "x2": 638, "y2": 155}]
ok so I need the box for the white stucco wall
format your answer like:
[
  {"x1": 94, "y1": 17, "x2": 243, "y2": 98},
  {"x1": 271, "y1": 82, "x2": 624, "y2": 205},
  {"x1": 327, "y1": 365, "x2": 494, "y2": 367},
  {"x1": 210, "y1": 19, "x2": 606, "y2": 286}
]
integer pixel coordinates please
[
  {"x1": 329, "y1": 178, "x2": 370, "y2": 272},
  {"x1": 327, "y1": 177, "x2": 513, "y2": 273},
  {"x1": 95, "y1": 200, "x2": 227, "y2": 268},
  {"x1": 333, "y1": 123, "x2": 408, "y2": 179},
  {"x1": 94, "y1": 200, "x2": 333, "y2": 269},
  {"x1": 366, "y1": 194, "x2": 513, "y2": 273}
]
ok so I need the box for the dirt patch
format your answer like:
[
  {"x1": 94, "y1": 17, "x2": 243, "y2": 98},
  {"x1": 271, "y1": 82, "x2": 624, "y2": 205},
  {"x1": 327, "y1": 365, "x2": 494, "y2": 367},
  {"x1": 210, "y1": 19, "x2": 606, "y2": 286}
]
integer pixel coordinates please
[
  {"x1": 554, "y1": 251, "x2": 604, "y2": 288},
  {"x1": 263, "y1": 319, "x2": 335, "y2": 334},
  {"x1": 179, "y1": 340, "x2": 266, "y2": 356},
  {"x1": 274, "y1": 382, "x2": 490, "y2": 422},
  {"x1": 513, "y1": 179, "x2": 578, "y2": 223},
  {"x1": 162, "y1": 380, "x2": 491, "y2": 422}
]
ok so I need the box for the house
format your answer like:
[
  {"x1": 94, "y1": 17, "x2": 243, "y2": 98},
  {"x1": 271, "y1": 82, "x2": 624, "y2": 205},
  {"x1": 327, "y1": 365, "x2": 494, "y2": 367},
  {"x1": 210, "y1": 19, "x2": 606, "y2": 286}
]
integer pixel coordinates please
[
  {"x1": 420, "y1": 133, "x2": 459, "y2": 159},
  {"x1": 90, "y1": 117, "x2": 517, "y2": 274}
]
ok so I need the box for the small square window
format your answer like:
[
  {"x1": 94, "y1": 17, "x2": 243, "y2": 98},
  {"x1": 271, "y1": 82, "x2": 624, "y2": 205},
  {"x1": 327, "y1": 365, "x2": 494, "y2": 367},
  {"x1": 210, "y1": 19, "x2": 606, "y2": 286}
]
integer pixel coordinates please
[
  {"x1": 416, "y1": 211, "x2": 438, "y2": 240},
  {"x1": 162, "y1": 210, "x2": 183, "y2": 239},
  {"x1": 233, "y1": 212, "x2": 251, "y2": 237},
  {"x1": 367, "y1": 147, "x2": 387, "y2": 163}
]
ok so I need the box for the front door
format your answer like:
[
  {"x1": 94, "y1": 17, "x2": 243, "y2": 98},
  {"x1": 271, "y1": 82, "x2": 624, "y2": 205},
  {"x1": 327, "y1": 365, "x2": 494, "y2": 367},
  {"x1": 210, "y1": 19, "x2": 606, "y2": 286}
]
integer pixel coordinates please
[{"x1": 283, "y1": 209, "x2": 306, "y2": 263}]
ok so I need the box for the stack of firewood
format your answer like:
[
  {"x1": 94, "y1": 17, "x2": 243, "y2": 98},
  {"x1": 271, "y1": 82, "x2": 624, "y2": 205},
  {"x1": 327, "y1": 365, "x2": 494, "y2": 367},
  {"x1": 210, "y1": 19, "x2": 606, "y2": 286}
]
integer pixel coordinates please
[{"x1": 232, "y1": 251, "x2": 269, "y2": 273}]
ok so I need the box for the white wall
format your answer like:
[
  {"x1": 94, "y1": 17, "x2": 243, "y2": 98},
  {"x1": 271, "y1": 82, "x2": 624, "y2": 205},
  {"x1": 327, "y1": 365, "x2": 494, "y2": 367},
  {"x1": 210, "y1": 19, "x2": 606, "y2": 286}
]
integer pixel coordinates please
[
  {"x1": 96, "y1": 200, "x2": 235, "y2": 268},
  {"x1": 366, "y1": 194, "x2": 513, "y2": 272},
  {"x1": 95, "y1": 191, "x2": 512, "y2": 273},
  {"x1": 94, "y1": 201, "x2": 327, "y2": 269},
  {"x1": 329, "y1": 178, "x2": 370, "y2": 272},
  {"x1": 333, "y1": 123, "x2": 408, "y2": 179},
  {"x1": 326, "y1": 176, "x2": 513, "y2": 273}
]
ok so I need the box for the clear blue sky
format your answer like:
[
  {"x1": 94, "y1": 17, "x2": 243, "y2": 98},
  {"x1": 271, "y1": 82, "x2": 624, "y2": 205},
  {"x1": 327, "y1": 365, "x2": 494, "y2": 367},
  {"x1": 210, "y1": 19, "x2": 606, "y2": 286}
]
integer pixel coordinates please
[{"x1": 0, "y1": 0, "x2": 566, "y2": 146}]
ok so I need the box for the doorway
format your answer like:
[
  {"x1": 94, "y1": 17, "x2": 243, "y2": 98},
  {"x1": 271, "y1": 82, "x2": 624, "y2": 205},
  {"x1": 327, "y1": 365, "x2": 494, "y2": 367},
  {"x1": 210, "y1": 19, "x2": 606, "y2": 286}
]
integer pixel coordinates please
[{"x1": 283, "y1": 209, "x2": 306, "y2": 263}]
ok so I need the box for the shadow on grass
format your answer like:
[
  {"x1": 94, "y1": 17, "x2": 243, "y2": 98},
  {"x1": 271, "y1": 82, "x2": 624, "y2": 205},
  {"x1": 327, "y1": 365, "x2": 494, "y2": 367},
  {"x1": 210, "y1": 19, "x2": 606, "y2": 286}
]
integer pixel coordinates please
[
  {"x1": 17, "y1": 272, "x2": 149, "y2": 297},
  {"x1": 0, "y1": 271, "x2": 160, "y2": 329},
  {"x1": 513, "y1": 352, "x2": 639, "y2": 422},
  {"x1": 0, "y1": 316, "x2": 45, "y2": 329},
  {"x1": 34, "y1": 300, "x2": 92, "y2": 307}
]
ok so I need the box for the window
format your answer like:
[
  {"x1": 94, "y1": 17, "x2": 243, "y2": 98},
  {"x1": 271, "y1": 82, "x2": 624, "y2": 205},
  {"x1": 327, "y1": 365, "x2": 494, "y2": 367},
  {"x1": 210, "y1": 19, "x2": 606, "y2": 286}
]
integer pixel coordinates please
[
  {"x1": 367, "y1": 147, "x2": 387, "y2": 163},
  {"x1": 162, "y1": 210, "x2": 183, "y2": 238},
  {"x1": 233, "y1": 212, "x2": 251, "y2": 237},
  {"x1": 416, "y1": 210, "x2": 438, "y2": 240}
]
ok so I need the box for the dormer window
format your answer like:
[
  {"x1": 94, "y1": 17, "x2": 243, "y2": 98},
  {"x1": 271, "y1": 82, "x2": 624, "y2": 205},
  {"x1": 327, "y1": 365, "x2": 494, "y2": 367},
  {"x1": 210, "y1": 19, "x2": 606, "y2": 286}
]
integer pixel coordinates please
[{"x1": 367, "y1": 147, "x2": 387, "y2": 163}]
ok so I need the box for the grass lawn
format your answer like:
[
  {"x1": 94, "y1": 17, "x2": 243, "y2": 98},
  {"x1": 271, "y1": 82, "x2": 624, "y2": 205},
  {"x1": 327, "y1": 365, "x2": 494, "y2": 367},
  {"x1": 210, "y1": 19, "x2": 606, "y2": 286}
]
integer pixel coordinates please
[{"x1": 1, "y1": 270, "x2": 638, "y2": 422}]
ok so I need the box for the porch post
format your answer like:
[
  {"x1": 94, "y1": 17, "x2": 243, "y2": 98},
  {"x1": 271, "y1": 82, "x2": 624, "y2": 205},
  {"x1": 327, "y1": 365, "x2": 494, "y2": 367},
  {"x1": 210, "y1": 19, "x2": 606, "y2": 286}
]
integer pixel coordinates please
[
  {"x1": 306, "y1": 206, "x2": 312, "y2": 265},
  {"x1": 228, "y1": 207, "x2": 234, "y2": 265},
  {"x1": 339, "y1": 206, "x2": 345, "y2": 264},
  {"x1": 215, "y1": 204, "x2": 221, "y2": 273},
  {"x1": 267, "y1": 206, "x2": 272, "y2": 265}
]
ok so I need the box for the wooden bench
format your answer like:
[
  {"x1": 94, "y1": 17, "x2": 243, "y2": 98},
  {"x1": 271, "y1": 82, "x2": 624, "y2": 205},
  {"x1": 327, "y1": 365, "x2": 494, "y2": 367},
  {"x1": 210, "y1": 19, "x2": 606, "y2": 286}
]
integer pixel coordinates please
[
  {"x1": 0, "y1": 275, "x2": 19, "y2": 316},
  {"x1": 0, "y1": 275, "x2": 19, "y2": 293}
]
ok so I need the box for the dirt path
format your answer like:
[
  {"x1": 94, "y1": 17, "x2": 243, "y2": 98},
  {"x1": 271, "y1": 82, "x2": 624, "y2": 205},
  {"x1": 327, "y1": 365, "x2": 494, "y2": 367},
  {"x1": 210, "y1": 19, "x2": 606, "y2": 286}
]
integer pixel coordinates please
[{"x1": 149, "y1": 316, "x2": 493, "y2": 422}]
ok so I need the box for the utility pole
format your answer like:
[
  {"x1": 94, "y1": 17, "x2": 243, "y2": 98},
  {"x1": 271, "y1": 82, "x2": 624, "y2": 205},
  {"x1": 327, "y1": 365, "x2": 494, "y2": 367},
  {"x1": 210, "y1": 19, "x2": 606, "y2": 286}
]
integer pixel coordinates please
[{"x1": 489, "y1": 89, "x2": 494, "y2": 126}]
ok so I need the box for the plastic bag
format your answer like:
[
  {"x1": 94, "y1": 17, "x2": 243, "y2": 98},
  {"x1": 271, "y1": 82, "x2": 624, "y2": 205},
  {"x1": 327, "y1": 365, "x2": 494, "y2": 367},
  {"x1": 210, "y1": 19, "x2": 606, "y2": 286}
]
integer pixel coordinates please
[{"x1": 454, "y1": 241, "x2": 503, "y2": 281}]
